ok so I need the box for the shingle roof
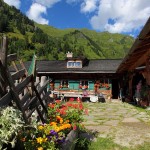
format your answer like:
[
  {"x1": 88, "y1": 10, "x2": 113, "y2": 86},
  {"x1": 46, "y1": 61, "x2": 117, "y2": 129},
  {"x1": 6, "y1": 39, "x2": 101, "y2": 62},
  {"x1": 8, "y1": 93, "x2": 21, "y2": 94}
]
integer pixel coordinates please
[{"x1": 18, "y1": 59, "x2": 122, "y2": 74}]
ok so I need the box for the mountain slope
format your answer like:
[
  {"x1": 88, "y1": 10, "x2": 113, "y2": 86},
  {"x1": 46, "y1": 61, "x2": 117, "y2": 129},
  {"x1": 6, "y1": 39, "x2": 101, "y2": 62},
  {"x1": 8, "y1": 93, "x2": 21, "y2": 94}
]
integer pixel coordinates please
[{"x1": 0, "y1": 0, "x2": 134, "y2": 61}]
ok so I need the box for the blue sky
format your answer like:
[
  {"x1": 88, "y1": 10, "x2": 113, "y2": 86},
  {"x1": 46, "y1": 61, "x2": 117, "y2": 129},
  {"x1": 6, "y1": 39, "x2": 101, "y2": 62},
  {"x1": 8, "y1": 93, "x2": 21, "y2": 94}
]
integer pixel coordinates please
[{"x1": 3, "y1": 0, "x2": 150, "y2": 37}]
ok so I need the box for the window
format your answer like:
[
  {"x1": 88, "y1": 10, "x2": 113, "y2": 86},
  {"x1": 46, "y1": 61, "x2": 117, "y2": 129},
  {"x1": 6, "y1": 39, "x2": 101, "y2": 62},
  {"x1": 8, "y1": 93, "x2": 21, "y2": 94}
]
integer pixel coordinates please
[
  {"x1": 67, "y1": 61, "x2": 82, "y2": 68},
  {"x1": 60, "y1": 80, "x2": 69, "y2": 88},
  {"x1": 79, "y1": 80, "x2": 88, "y2": 89}
]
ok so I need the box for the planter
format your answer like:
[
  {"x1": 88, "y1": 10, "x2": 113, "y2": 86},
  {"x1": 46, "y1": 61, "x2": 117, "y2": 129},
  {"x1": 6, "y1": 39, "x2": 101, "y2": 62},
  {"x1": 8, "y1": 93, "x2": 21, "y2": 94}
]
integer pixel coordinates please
[{"x1": 61, "y1": 130, "x2": 78, "y2": 150}]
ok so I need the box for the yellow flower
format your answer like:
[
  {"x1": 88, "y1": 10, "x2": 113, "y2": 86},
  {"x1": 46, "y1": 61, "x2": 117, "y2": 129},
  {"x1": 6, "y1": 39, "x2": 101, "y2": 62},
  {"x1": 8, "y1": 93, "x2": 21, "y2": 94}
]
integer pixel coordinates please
[
  {"x1": 38, "y1": 125, "x2": 44, "y2": 130},
  {"x1": 43, "y1": 138, "x2": 47, "y2": 142},
  {"x1": 36, "y1": 137, "x2": 43, "y2": 144},
  {"x1": 37, "y1": 147, "x2": 43, "y2": 150},
  {"x1": 54, "y1": 126, "x2": 60, "y2": 132}
]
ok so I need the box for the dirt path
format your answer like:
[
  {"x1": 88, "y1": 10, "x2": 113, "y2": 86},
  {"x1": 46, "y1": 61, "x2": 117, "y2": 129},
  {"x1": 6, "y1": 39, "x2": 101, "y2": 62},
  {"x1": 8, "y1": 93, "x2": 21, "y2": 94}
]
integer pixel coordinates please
[{"x1": 83, "y1": 100, "x2": 150, "y2": 148}]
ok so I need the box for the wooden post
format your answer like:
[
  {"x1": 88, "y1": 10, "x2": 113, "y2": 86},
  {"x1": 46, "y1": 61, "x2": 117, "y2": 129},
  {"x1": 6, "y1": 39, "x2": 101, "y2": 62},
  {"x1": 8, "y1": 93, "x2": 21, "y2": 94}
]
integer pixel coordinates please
[
  {"x1": 0, "y1": 36, "x2": 8, "y2": 67},
  {"x1": 145, "y1": 57, "x2": 150, "y2": 105},
  {"x1": 128, "y1": 71, "x2": 134, "y2": 99},
  {"x1": 0, "y1": 36, "x2": 8, "y2": 96}
]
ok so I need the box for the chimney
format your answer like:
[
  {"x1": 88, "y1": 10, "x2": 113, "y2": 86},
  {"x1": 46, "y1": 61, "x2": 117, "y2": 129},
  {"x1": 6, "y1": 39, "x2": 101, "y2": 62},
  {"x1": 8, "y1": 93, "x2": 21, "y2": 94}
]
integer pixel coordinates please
[{"x1": 66, "y1": 51, "x2": 73, "y2": 58}]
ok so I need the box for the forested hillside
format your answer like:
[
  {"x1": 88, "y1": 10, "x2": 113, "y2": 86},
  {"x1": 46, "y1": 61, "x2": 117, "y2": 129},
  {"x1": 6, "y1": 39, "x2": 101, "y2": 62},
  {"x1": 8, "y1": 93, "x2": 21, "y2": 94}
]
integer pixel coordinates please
[{"x1": 0, "y1": 0, "x2": 134, "y2": 61}]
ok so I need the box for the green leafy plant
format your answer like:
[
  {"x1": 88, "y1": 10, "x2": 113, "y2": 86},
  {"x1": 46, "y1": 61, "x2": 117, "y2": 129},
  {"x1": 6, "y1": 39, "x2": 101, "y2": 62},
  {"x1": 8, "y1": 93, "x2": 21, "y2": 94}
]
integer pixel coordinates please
[{"x1": 0, "y1": 106, "x2": 24, "y2": 149}]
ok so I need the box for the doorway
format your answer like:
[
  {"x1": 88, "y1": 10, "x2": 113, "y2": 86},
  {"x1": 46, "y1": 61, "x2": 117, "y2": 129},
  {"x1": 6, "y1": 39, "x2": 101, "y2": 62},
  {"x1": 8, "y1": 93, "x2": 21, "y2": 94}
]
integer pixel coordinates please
[{"x1": 112, "y1": 79, "x2": 119, "y2": 99}]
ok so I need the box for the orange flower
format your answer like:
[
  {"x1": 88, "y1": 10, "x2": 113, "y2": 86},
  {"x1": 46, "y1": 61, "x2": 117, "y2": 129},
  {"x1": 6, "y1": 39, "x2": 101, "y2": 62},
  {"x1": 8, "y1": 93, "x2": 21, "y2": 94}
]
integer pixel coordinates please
[
  {"x1": 56, "y1": 116, "x2": 61, "y2": 120},
  {"x1": 60, "y1": 119, "x2": 63, "y2": 124},
  {"x1": 50, "y1": 122, "x2": 57, "y2": 126}
]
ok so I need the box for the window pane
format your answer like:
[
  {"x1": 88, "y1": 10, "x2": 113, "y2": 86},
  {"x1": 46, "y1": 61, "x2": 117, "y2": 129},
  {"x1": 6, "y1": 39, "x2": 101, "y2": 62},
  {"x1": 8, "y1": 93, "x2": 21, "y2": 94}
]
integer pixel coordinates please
[
  {"x1": 68, "y1": 62, "x2": 72, "y2": 66},
  {"x1": 76, "y1": 62, "x2": 81, "y2": 66}
]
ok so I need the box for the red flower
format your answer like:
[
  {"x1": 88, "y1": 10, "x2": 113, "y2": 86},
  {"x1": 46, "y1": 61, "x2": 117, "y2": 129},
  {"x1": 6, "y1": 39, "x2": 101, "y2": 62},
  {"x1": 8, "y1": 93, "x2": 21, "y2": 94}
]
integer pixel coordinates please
[
  {"x1": 48, "y1": 103, "x2": 55, "y2": 108},
  {"x1": 84, "y1": 109, "x2": 89, "y2": 115},
  {"x1": 73, "y1": 125, "x2": 77, "y2": 130},
  {"x1": 66, "y1": 102, "x2": 72, "y2": 107},
  {"x1": 79, "y1": 103, "x2": 83, "y2": 110},
  {"x1": 55, "y1": 100, "x2": 61, "y2": 104},
  {"x1": 69, "y1": 98, "x2": 74, "y2": 102}
]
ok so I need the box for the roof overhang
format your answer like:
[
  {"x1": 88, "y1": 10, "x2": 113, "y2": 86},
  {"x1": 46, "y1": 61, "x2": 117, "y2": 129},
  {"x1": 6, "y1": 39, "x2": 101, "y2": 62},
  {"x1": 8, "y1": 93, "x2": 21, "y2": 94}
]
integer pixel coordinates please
[{"x1": 117, "y1": 17, "x2": 150, "y2": 73}]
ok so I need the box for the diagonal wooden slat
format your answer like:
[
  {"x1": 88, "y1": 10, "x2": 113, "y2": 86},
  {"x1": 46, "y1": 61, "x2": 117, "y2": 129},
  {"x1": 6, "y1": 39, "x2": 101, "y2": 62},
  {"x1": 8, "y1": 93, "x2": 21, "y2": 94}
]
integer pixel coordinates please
[
  {"x1": 0, "y1": 91, "x2": 12, "y2": 106},
  {"x1": 11, "y1": 69, "x2": 26, "y2": 81},
  {"x1": 15, "y1": 75, "x2": 33, "y2": 94}
]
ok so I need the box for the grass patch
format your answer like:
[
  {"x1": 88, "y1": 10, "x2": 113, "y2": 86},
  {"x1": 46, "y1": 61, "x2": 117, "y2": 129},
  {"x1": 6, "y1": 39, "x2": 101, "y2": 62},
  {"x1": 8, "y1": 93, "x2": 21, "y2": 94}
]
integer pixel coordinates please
[
  {"x1": 88, "y1": 137, "x2": 128, "y2": 150},
  {"x1": 87, "y1": 137, "x2": 150, "y2": 150},
  {"x1": 135, "y1": 142, "x2": 150, "y2": 150}
]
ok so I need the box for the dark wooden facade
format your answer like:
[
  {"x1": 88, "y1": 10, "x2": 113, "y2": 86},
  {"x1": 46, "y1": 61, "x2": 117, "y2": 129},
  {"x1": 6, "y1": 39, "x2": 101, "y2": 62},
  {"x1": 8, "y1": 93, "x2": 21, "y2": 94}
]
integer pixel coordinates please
[{"x1": 117, "y1": 17, "x2": 150, "y2": 105}]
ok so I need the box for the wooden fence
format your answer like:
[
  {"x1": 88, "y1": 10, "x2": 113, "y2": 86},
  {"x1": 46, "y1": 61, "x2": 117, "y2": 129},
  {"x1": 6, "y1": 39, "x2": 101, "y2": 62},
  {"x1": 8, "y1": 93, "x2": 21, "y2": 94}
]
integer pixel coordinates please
[{"x1": 0, "y1": 36, "x2": 51, "y2": 124}]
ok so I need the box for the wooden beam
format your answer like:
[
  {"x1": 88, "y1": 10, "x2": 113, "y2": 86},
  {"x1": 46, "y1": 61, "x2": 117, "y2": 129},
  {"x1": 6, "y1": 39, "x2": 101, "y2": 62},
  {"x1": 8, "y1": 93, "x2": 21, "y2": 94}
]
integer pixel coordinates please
[{"x1": 129, "y1": 49, "x2": 150, "y2": 70}]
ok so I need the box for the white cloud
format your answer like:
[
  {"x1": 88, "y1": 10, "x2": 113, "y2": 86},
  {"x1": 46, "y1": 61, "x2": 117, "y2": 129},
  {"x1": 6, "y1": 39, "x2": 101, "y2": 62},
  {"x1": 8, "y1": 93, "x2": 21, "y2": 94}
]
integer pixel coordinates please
[
  {"x1": 26, "y1": 0, "x2": 61, "y2": 25},
  {"x1": 89, "y1": 0, "x2": 150, "y2": 33},
  {"x1": 81, "y1": 0, "x2": 99, "y2": 13},
  {"x1": 26, "y1": 3, "x2": 49, "y2": 25},
  {"x1": 3, "y1": 0, "x2": 21, "y2": 8},
  {"x1": 34, "y1": 0, "x2": 61, "y2": 8},
  {"x1": 66, "y1": 0, "x2": 81, "y2": 4}
]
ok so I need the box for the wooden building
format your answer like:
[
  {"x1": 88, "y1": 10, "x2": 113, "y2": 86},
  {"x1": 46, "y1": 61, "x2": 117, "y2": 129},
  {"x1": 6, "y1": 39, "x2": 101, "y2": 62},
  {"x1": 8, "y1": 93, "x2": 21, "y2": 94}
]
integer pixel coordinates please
[
  {"x1": 11, "y1": 53, "x2": 122, "y2": 99},
  {"x1": 117, "y1": 17, "x2": 150, "y2": 106}
]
